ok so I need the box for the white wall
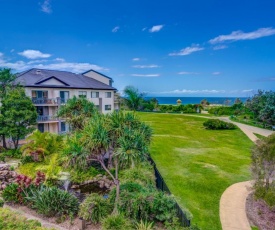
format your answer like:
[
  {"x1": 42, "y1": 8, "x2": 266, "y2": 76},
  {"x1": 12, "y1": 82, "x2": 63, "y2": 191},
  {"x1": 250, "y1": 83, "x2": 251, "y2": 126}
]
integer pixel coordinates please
[
  {"x1": 83, "y1": 71, "x2": 111, "y2": 85},
  {"x1": 25, "y1": 87, "x2": 115, "y2": 114}
]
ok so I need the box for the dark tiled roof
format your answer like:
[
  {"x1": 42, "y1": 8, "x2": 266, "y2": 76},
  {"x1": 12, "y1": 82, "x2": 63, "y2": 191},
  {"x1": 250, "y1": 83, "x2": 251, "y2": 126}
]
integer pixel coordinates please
[{"x1": 16, "y1": 68, "x2": 116, "y2": 90}]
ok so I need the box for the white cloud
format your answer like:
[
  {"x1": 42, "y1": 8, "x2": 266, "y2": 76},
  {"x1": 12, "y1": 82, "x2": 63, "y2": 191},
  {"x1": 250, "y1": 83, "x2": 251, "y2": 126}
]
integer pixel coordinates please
[
  {"x1": 0, "y1": 52, "x2": 3, "y2": 57},
  {"x1": 169, "y1": 44, "x2": 204, "y2": 56},
  {"x1": 41, "y1": 0, "x2": 52, "y2": 14},
  {"x1": 132, "y1": 58, "x2": 140, "y2": 61},
  {"x1": 132, "y1": 64, "x2": 160, "y2": 69},
  {"x1": 142, "y1": 27, "x2": 147, "y2": 31},
  {"x1": 18, "y1": 50, "x2": 51, "y2": 59},
  {"x1": 212, "y1": 72, "x2": 221, "y2": 75},
  {"x1": 178, "y1": 71, "x2": 199, "y2": 75},
  {"x1": 131, "y1": 74, "x2": 160, "y2": 77},
  {"x1": 213, "y1": 45, "x2": 228, "y2": 50},
  {"x1": 0, "y1": 53, "x2": 106, "y2": 73},
  {"x1": 209, "y1": 27, "x2": 275, "y2": 44},
  {"x1": 242, "y1": 89, "x2": 254, "y2": 93},
  {"x1": 55, "y1": 58, "x2": 65, "y2": 62},
  {"x1": 112, "y1": 26, "x2": 120, "y2": 33},
  {"x1": 149, "y1": 25, "x2": 164, "y2": 33}
]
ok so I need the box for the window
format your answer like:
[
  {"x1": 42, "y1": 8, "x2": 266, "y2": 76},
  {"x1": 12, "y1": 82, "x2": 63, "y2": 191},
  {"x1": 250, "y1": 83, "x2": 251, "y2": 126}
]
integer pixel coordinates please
[
  {"x1": 32, "y1": 90, "x2": 48, "y2": 98},
  {"x1": 78, "y1": 91, "x2": 87, "y2": 98},
  {"x1": 38, "y1": 124, "x2": 44, "y2": 133},
  {"x1": 91, "y1": 92, "x2": 99, "y2": 98},
  {"x1": 60, "y1": 91, "x2": 69, "y2": 103},
  {"x1": 105, "y1": 92, "x2": 112, "y2": 98},
  {"x1": 105, "y1": 105, "x2": 111, "y2": 111},
  {"x1": 61, "y1": 122, "x2": 66, "y2": 132}
]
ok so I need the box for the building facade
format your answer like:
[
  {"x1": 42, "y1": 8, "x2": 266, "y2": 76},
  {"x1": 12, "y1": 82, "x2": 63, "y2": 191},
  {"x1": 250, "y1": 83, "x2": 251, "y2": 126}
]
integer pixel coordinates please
[{"x1": 16, "y1": 68, "x2": 119, "y2": 134}]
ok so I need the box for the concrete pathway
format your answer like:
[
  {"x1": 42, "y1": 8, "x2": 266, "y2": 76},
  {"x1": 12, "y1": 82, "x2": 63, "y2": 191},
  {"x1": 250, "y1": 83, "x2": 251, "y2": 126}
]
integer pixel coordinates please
[
  {"x1": 218, "y1": 118, "x2": 274, "y2": 230},
  {"x1": 220, "y1": 181, "x2": 253, "y2": 230}
]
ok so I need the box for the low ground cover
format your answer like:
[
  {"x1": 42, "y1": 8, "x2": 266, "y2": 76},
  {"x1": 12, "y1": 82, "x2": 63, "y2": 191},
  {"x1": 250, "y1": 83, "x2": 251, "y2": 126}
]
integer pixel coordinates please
[{"x1": 138, "y1": 112, "x2": 253, "y2": 230}]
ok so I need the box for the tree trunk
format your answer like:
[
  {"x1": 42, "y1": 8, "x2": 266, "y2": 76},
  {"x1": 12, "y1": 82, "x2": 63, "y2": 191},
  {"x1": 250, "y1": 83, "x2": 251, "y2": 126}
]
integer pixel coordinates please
[
  {"x1": 1, "y1": 134, "x2": 7, "y2": 149},
  {"x1": 113, "y1": 157, "x2": 120, "y2": 214}
]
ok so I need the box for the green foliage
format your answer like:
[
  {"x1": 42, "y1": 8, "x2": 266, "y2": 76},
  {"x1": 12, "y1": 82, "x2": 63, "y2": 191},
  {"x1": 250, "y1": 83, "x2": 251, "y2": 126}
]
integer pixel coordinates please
[
  {"x1": 57, "y1": 96, "x2": 97, "y2": 131},
  {"x1": 246, "y1": 90, "x2": 275, "y2": 125},
  {"x1": 252, "y1": 133, "x2": 275, "y2": 208},
  {"x1": 208, "y1": 106, "x2": 234, "y2": 115},
  {"x1": 0, "y1": 154, "x2": 5, "y2": 162},
  {"x1": 135, "y1": 219, "x2": 154, "y2": 230},
  {"x1": 0, "y1": 198, "x2": 5, "y2": 207},
  {"x1": 70, "y1": 167, "x2": 100, "y2": 183},
  {"x1": 21, "y1": 155, "x2": 34, "y2": 164},
  {"x1": 39, "y1": 154, "x2": 61, "y2": 185},
  {"x1": 203, "y1": 119, "x2": 236, "y2": 130},
  {"x1": 0, "y1": 87, "x2": 37, "y2": 149},
  {"x1": 110, "y1": 182, "x2": 178, "y2": 223},
  {"x1": 123, "y1": 85, "x2": 145, "y2": 111},
  {"x1": 2, "y1": 149, "x2": 22, "y2": 159},
  {"x1": 102, "y1": 214, "x2": 133, "y2": 230},
  {"x1": 17, "y1": 162, "x2": 43, "y2": 178},
  {"x1": 158, "y1": 104, "x2": 201, "y2": 114},
  {"x1": 21, "y1": 130, "x2": 63, "y2": 161},
  {"x1": 0, "y1": 208, "x2": 50, "y2": 230},
  {"x1": 120, "y1": 164, "x2": 155, "y2": 187},
  {"x1": 2, "y1": 183, "x2": 19, "y2": 202},
  {"x1": 78, "y1": 193, "x2": 112, "y2": 223},
  {"x1": 26, "y1": 186, "x2": 79, "y2": 217}
]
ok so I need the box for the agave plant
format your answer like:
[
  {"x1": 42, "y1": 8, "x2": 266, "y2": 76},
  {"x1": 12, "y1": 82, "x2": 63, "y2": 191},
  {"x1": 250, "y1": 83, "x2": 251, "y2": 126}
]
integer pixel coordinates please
[{"x1": 135, "y1": 220, "x2": 154, "y2": 230}]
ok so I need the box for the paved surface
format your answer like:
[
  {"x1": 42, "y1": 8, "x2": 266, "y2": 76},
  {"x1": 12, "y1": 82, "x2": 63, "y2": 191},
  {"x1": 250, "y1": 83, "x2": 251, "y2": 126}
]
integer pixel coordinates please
[
  {"x1": 220, "y1": 181, "x2": 253, "y2": 230},
  {"x1": 217, "y1": 118, "x2": 274, "y2": 230},
  {"x1": 219, "y1": 117, "x2": 274, "y2": 141}
]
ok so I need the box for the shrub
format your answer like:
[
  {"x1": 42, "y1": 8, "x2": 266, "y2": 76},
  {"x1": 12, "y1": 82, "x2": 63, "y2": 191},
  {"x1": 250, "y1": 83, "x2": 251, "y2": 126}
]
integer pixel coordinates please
[
  {"x1": 102, "y1": 214, "x2": 132, "y2": 230},
  {"x1": 2, "y1": 183, "x2": 19, "y2": 203},
  {"x1": 0, "y1": 208, "x2": 50, "y2": 230},
  {"x1": 70, "y1": 167, "x2": 100, "y2": 183},
  {"x1": 26, "y1": 186, "x2": 79, "y2": 217},
  {"x1": 110, "y1": 182, "x2": 179, "y2": 223},
  {"x1": 120, "y1": 166, "x2": 155, "y2": 187},
  {"x1": 2, "y1": 149, "x2": 22, "y2": 158},
  {"x1": 203, "y1": 119, "x2": 236, "y2": 130},
  {"x1": 21, "y1": 155, "x2": 34, "y2": 164},
  {"x1": 0, "y1": 154, "x2": 5, "y2": 162},
  {"x1": 135, "y1": 220, "x2": 154, "y2": 230},
  {"x1": 78, "y1": 193, "x2": 112, "y2": 223},
  {"x1": 0, "y1": 198, "x2": 4, "y2": 207}
]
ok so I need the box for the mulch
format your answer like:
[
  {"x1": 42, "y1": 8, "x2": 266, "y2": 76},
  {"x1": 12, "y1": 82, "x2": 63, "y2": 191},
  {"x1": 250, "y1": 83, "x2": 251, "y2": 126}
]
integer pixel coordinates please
[{"x1": 246, "y1": 193, "x2": 275, "y2": 230}]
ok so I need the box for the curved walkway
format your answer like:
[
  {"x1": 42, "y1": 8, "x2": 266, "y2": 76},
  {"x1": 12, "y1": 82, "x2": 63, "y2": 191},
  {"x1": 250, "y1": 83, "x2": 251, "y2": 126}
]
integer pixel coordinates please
[{"x1": 218, "y1": 118, "x2": 273, "y2": 230}]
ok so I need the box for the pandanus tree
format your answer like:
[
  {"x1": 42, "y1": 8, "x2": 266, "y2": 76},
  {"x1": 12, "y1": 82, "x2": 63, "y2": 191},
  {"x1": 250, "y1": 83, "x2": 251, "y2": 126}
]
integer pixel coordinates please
[
  {"x1": 57, "y1": 96, "x2": 98, "y2": 131},
  {"x1": 63, "y1": 111, "x2": 152, "y2": 213}
]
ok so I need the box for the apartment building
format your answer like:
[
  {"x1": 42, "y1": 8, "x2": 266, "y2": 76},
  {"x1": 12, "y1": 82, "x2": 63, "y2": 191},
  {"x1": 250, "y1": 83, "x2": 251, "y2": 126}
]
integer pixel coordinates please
[{"x1": 16, "y1": 68, "x2": 119, "y2": 134}]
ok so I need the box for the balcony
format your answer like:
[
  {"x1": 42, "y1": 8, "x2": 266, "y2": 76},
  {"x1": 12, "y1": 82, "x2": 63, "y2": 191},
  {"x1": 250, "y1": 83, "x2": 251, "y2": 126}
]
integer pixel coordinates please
[
  {"x1": 37, "y1": 115, "x2": 59, "y2": 123},
  {"x1": 32, "y1": 98, "x2": 58, "y2": 105}
]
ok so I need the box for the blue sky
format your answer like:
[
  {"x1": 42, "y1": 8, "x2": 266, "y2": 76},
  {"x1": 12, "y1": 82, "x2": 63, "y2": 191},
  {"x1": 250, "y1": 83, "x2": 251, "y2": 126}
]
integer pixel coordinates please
[{"x1": 0, "y1": 0, "x2": 275, "y2": 97}]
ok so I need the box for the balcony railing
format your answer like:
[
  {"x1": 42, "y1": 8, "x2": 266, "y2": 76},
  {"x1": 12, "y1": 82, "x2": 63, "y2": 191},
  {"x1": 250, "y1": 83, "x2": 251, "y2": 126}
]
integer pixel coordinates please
[
  {"x1": 37, "y1": 115, "x2": 58, "y2": 122},
  {"x1": 32, "y1": 98, "x2": 58, "y2": 105}
]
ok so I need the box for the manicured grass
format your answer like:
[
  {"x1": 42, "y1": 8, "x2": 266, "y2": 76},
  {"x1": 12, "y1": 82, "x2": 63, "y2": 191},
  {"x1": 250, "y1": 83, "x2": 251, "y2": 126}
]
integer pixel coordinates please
[{"x1": 138, "y1": 112, "x2": 253, "y2": 230}]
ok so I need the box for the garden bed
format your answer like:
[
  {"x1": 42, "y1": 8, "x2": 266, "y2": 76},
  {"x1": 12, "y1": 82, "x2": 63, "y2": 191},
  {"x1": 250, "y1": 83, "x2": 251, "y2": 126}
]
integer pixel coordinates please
[{"x1": 246, "y1": 193, "x2": 275, "y2": 230}]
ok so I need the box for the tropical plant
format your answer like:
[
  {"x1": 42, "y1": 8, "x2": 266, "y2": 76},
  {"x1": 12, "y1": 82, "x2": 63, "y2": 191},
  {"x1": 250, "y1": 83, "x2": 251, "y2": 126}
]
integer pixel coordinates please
[
  {"x1": 26, "y1": 186, "x2": 79, "y2": 217},
  {"x1": 123, "y1": 85, "x2": 145, "y2": 111},
  {"x1": 135, "y1": 220, "x2": 154, "y2": 230},
  {"x1": 0, "y1": 198, "x2": 4, "y2": 207},
  {"x1": 2, "y1": 183, "x2": 19, "y2": 202},
  {"x1": 102, "y1": 214, "x2": 133, "y2": 230},
  {"x1": 78, "y1": 193, "x2": 112, "y2": 223},
  {"x1": 57, "y1": 96, "x2": 98, "y2": 131},
  {"x1": 21, "y1": 130, "x2": 63, "y2": 161},
  {"x1": 39, "y1": 154, "x2": 61, "y2": 185}
]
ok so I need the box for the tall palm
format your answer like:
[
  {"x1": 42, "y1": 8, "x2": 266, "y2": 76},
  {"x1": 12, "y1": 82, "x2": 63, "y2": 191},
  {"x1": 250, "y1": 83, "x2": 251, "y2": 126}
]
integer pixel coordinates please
[{"x1": 123, "y1": 86, "x2": 145, "y2": 111}]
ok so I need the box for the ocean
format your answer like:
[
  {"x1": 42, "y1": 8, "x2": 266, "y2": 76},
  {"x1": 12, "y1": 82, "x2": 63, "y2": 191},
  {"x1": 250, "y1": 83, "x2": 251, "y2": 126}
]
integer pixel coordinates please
[{"x1": 144, "y1": 97, "x2": 248, "y2": 105}]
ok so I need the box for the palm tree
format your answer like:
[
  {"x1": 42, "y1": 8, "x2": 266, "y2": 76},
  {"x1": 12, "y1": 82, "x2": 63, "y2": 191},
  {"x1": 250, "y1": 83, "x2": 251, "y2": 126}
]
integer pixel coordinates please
[{"x1": 123, "y1": 86, "x2": 145, "y2": 111}]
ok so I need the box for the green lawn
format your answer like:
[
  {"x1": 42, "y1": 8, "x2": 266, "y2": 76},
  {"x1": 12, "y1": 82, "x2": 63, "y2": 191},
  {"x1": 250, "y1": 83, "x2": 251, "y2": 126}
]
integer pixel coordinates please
[{"x1": 138, "y1": 112, "x2": 253, "y2": 230}]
